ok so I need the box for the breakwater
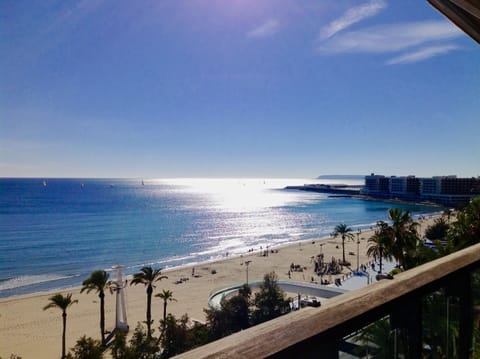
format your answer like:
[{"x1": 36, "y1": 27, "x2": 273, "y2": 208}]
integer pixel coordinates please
[{"x1": 285, "y1": 184, "x2": 362, "y2": 196}]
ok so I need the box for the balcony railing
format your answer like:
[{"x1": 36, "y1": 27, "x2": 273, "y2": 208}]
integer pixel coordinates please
[{"x1": 175, "y1": 243, "x2": 480, "y2": 358}]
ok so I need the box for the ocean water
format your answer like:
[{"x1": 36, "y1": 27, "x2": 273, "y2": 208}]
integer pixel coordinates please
[{"x1": 0, "y1": 178, "x2": 440, "y2": 298}]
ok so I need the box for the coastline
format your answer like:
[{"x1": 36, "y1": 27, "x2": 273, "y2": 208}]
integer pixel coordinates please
[
  {"x1": 352, "y1": 194, "x2": 444, "y2": 208},
  {"x1": 1, "y1": 178, "x2": 442, "y2": 301},
  {"x1": 0, "y1": 214, "x2": 440, "y2": 359},
  {"x1": 286, "y1": 185, "x2": 445, "y2": 208}
]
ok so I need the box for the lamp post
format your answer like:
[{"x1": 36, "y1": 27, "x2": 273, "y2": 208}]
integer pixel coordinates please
[
  {"x1": 245, "y1": 260, "x2": 252, "y2": 285},
  {"x1": 356, "y1": 230, "x2": 361, "y2": 272}
]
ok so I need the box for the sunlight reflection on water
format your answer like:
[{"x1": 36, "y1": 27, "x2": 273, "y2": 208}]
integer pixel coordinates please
[{"x1": 153, "y1": 178, "x2": 328, "y2": 212}]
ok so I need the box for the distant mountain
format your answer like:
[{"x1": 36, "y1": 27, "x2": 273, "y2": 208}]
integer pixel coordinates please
[{"x1": 316, "y1": 175, "x2": 365, "y2": 180}]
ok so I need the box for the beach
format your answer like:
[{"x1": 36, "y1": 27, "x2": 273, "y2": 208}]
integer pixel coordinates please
[{"x1": 0, "y1": 215, "x2": 439, "y2": 358}]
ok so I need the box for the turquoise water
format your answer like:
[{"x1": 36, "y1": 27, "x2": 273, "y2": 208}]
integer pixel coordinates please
[{"x1": 0, "y1": 178, "x2": 440, "y2": 298}]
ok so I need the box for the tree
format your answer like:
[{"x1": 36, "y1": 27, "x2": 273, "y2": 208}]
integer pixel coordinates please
[
  {"x1": 415, "y1": 199, "x2": 480, "y2": 269},
  {"x1": 415, "y1": 238, "x2": 457, "y2": 265},
  {"x1": 204, "y1": 303, "x2": 229, "y2": 341},
  {"x1": 448, "y1": 197, "x2": 480, "y2": 249},
  {"x1": 130, "y1": 266, "x2": 168, "y2": 338},
  {"x1": 357, "y1": 318, "x2": 395, "y2": 358},
  {"x1": 387, "y1": 208, "x2": 419, "y2": 270},
  {"x1": 110, "y1": 330, "x2": 131, "y2": 359},
  {"x1": 204, "y1": 291, "x2": 251, "y2": 341},
  {"x1": 160, "y1": 314, "x2": 189, "y2": 359},
  {"x1": 43, "y1": 293, "x2": 78, "y2": 359},
  {"x1": 128, "y1": 323, "x2": 160, "y2": 359},
  {"x1": 81, "y1": 270, "x2": 110, "y2": 345},
  {"x1": 238, "y1": 283, "x2": 251, "y2": 300},
  {"x1": 156, "y1": 290, "x2": 177, "y2": 333},
  {"x1": 224, "y1": 294, "x2": 250, "y2": 332},
  {"x1": 252, "y1": 272, "x2": 289, "y2": 325},
  {"x1": 67, "y1": 336, "x2": 104, "y2": 359},
  {"x1": 367, "y1": 222, "x2": 393, "y2": 273},
  {"x1": 425, "y1": 217, "x2": 449, "y2": 241},
  {"x1": 110, "y1": 325, "x2": 159, "y2": 359},
  {"x1": 332, "y1": 223, "x2": 355, "y2": 265},
  {"x1": 184, "y1": 321, "x2": 209, "y2": 352},
  {"x1": 109, "y1": 319, "x2": 206, "y2": 359},
  {"x1": 422, "y1": 291, "x2": 461, "y2": 358}
]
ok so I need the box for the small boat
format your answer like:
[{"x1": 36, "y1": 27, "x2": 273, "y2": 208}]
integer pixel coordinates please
[{"x1": 43, "y1": 180, "x2": 47, "y2": 187}]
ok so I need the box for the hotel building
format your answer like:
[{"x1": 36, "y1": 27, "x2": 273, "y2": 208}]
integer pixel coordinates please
[{"x1": 363, "y1": 174, "x2": 480, "y2": 207}]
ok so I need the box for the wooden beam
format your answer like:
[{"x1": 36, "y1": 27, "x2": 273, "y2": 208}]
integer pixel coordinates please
[
  {"x1": 451, "y1": 0, "x2": 480, "y2": 19},
  {"x1": 428, "y1": 0, "x2": 480, "y2": 44}
]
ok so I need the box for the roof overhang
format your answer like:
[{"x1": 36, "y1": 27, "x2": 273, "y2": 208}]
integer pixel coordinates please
[{"x1": 428, "y1": 0, "x2": 480, "y2": 43}]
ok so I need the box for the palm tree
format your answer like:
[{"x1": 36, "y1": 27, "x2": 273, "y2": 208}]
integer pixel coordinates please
[
  {"x1": 156, "y1": 289, "x2": 177, "y2": 325},
  {"x1": 387, "y1": 208, "x2": 419, "y2": 270},
  {"x1": 43, "y1": 293, "x2": 78, "y2": 359},
  {"x1": 367, "y1": 222, "x2": 393, "y2": 273},
  {"x1": 332, "y1": 223, "x2": 355, "y2": 265},
  {"x1": 130, "y1": 266, "x2": 168, "y2": 337},
  {"x1": 81, "y1": 269, "x2": 110, "y2": 345}
]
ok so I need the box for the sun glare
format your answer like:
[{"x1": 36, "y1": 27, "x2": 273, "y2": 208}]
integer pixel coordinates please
[{"x1": 155, "y1": 178, "x2": 312, "y2": 212}]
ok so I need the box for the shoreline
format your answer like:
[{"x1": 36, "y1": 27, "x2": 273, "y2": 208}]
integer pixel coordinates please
[
  {"x1": 0, "y1": 209, "x2": 441, "y2": 302},
  {"x1": 1, "y1": 180, "x2": 443, "y2": 302},
  {"x1": 0, "y1": 235, "x2": 356, "y2": 303},
  {"x1": 352, "y1": 194, "x2": 445, "y2": 208},
  {"x1": 0, "y1": 214, "x2": 441, "y2": 358},
  {"x1": 287, "y1": 185, "x2": 446, "y2": 208}
]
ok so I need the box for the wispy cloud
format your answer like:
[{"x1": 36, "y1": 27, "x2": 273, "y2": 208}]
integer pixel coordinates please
[
  {"x1": 247, "y1": 19, "x2": 280, "y2": 39},
  {"x1": 316, "y1": 20, "x2": 463, "y2": 64},
  {"x1": 386, "y1": 44, "x2": 459, "y2": 65},
  {"x1": 317, "y1": 21, "x2": 462, "y2": 54},
  {"x1": 320, "y1": 0, "x2": 387, "y2": 40}
]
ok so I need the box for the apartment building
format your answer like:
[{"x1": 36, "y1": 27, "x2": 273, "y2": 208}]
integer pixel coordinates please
[{"x1": 362, "y1": 174, "x2": 480, "y2": 207}]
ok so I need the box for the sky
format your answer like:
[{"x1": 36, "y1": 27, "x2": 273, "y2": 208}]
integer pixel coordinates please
[{"x1": 1, "y1": 0, "x2": 479, "y2": 179}]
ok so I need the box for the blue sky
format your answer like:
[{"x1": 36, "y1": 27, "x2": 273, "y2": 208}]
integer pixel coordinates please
[{"x1": 1, "y1": 0, "x2": 479, "y2": 178}]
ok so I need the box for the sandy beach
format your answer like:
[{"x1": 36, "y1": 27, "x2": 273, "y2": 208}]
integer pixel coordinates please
[{"x1": 0, "y1": 215, "x2": 439, "y2": 358}]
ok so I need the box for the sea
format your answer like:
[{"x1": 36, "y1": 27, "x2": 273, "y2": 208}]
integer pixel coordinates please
[{"x1": 0, "y1": 177, "x2": 441, "y2": 298}]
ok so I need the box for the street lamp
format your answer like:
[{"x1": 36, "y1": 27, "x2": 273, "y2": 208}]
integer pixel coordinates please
[
  {"x1": 245, "y1": 260, "x2": 252, "y2": 285},
  {"x1": 356, "y1": 230, "x2": 361, "y2": 272}
]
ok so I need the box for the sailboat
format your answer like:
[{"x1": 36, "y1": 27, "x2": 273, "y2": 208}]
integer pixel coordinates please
[{"x1": 43, "y1": 180, "x2": 47, "y2": 187}]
